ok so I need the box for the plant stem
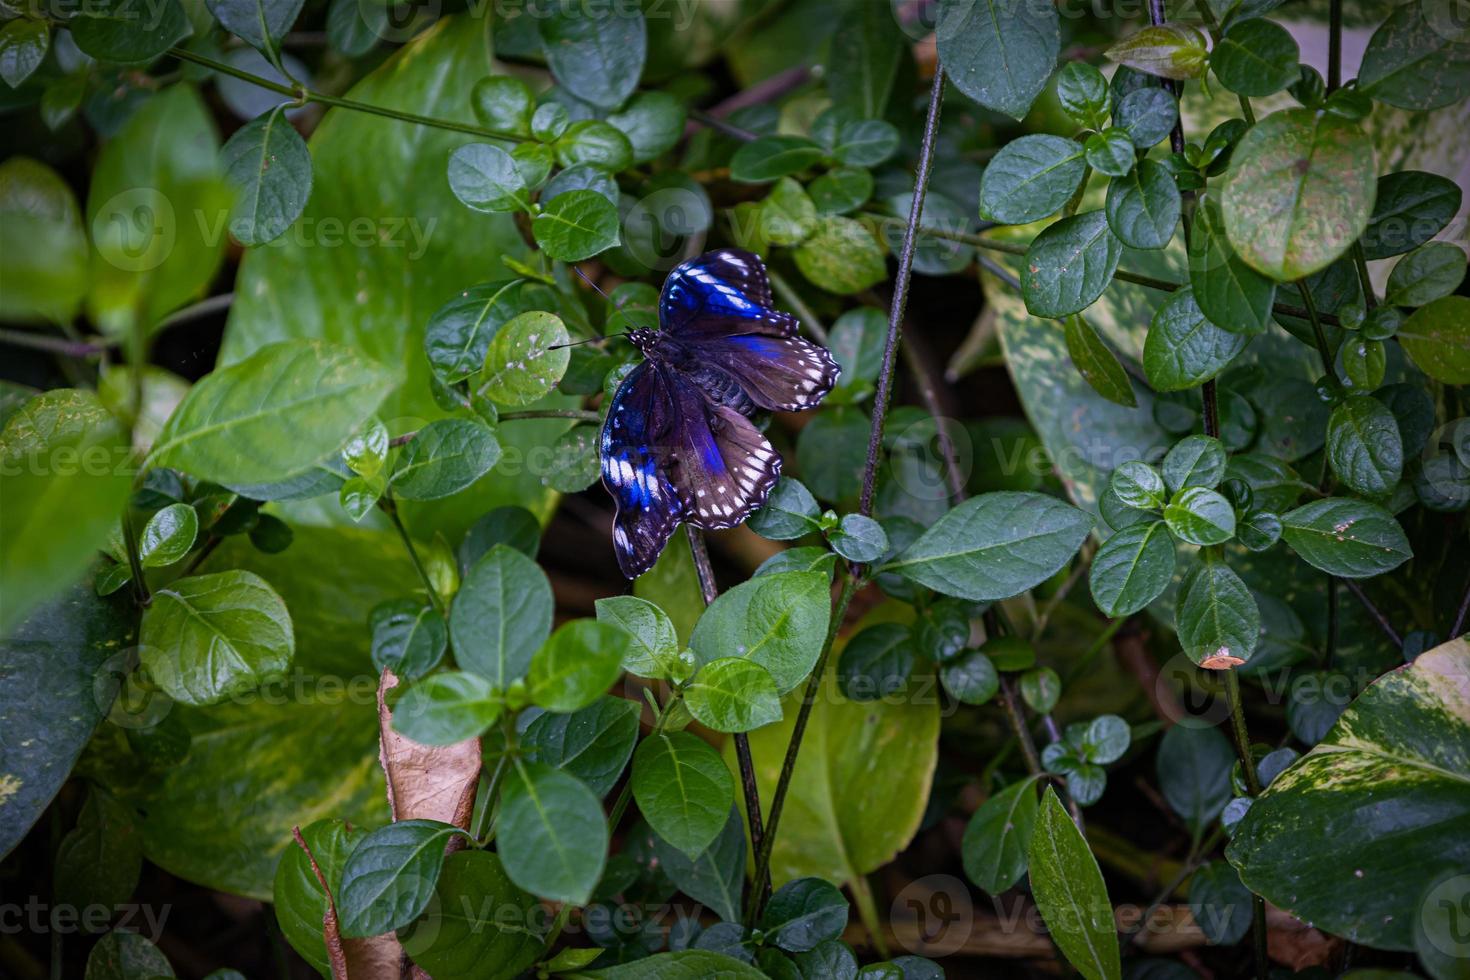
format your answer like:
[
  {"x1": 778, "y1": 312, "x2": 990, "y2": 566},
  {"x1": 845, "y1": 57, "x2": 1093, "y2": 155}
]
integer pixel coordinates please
[
  {"x1": 849, "y1": 873, "x2": 891, "y2": 958},
  {"x1": 0, "y1": 327, "x2": 107, "y2": 358},
  {"x1": 1224, "y1": 669, "x2": 1268, "y2": 979},
  {"x1": 382, "y1": 497, "x2": 446, "y2": 616},
  {"x1": 686, "y1": 526, "x2": 767, "y2": 910},
  {"x1": 1342, "y1": 578, "x2": 1403, "y2": 647},
  {"x1": 1295, "y1": 280, "x2": 1339, "y2": 381},
  {"x1": 121, "y1": 510, "x2": 151, "y2": 606},
  {"x1": 998, "y1": 674, "x2": 1045, "y2": 778},
  {"x1": 158, "y1": 292, "x2": 235, "y2": 332},
  {"x1": 746, "y1": 571, "x2": 861, "y2": 922},
  {"x1": 1328, "y1": 0, "x2": 1344, "y2": 92},
  {"x1": 169, "y1": 46, "x2": 525, "y2": 143},
  {"x1": 768, "y1": 268, "x2": 829, "y2": 343},
  {"x1": 500, "y1": 409, "x2": 602, "y2": 422},
  {"x1": 1351, "y1": 242, "x2": 1378, "y2": 309}
]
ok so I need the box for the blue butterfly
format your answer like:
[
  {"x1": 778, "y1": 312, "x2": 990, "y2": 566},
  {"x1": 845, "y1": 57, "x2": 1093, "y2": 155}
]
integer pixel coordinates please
[{"x1": 600, "y1": 249, "x2": 841, "y2": 578}]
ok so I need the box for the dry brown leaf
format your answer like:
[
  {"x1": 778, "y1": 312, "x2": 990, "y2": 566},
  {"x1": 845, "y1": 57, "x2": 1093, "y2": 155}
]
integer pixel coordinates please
[
  {"x1": 376, "y1": 667, "x2": 482, "y2": 831},
  {"x1": 1266, "y1": 904, "x2": 1343, "y2": 971},
  {"x1": 291, "y1": 826, "x2": 405, "y2": 980}
]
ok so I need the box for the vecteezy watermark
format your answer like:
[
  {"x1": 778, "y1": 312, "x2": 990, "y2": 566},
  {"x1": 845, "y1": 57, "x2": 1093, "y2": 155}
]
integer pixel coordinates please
[
  {"x1": 890, "y1": 874, "x2": 975, "y2": 957},
  {"x1": 1419, "y1": 872, "x2": 1470, "y2": 965},
  {"x1": 0, "y1": 898, "x2": 171, "y2": 941}
]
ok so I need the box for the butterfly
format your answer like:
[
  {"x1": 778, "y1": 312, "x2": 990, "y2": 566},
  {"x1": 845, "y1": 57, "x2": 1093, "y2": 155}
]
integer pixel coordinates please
[{"x1": 600, "y1": 249, "x2": 841, "y2": 578}]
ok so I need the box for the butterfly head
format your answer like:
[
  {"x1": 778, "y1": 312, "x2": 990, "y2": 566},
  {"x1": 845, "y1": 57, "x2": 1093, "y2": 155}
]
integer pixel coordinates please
[{"x1": 626, "y1": 327, "x2": 659, "y2": 356}]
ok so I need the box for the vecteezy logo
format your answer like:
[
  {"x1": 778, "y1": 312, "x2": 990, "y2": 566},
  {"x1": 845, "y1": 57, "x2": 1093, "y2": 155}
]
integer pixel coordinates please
[
  {"x1": 1418, "y1": 872, "x2": 1470, "y2": 965},
  {"x1": 890, "y1": 873, "x2": 974, "y2": 956},
  {"x1": 91, "y1": 188, "x2": 175, "y2": 273}
]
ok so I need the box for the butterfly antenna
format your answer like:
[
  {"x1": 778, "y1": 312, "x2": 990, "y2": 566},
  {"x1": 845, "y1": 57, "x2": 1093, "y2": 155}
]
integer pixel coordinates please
[
  {"x1": 571, "y1": 264, "x2": 614, "y2": 302},
  {"x1": 545, "y1": 335, "x2": 616, "y2": 352}
]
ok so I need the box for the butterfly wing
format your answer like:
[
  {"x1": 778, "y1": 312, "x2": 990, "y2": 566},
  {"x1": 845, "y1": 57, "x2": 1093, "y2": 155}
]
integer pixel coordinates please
[
  {"x1": 600, "y1": 362, "x2": 684, "y2": 578},
  {"x1": 659, "y1": 248, "x2": 800, "y2": 339},
  {"x1": 692, "y1": 333, "x2": 841, "y2": 412},
  {"x1": 665, "y1": 377, "x2": 783, "y2": 530}
]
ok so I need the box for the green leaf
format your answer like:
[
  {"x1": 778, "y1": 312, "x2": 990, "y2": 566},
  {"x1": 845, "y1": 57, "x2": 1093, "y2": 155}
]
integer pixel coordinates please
[
  {"x1": 399, "y1": 850, "x2": 544, "y2": 980},
  {"x1": 391, "y1": 671, "x2": 502, "y2": 745},
  {"x1": 471, "y1": 76, "x2": 534, "y2": 137},
  {"x1": 650, "y1": 805, "x2": 745, "y2": 923},
  {"x1": 689, "y1": 571, "x2": 831, "y2": 694},
  {"x1": 537, "y1": 2, "x2": 645, "y2": 110},
  {"x1": 522, "y1": 695, "x2": 640, "y2": 797},
  {"x1": 940, "y1": 649, "x2": 1000, "y2": 705},
  {"x1": 794, "y1": 216, "x2": 887, "y2": 295},
  {"x1": 391, "y1": 419, "x2": 501, "y2": 500},
  {"x1": 451, "y1": 544, "x2": 553, "y2": 686},
  {"x1": 532, "y1": 189, "x2": 620, "y2": 261},
  {"x1": 369, "y1": 599, "x2": 446, "y2": 681},
  {"x1": 499, "y1": 760, "x2": 607, "y2": 904},
  {"x1": 1022, "y1": 211, "x2": 1123, "y2": 318},
  {"x1": 750, "y1": 477, "x2": 822, "y2": 540},
  {"x1": 761, "y1": 877, "x2": 849, "y2": 953},
  {"x1": 962, "y1": 777, "x2": 1041, "y2": 895},
  {"x1": 448, "y1": 142, "x2": 531, "y2": 213},
  {"x1": 0, "y1": 157, "x2": 87, "y2": 325},
  {"x1": 84, "y1": 931, "x2": 174, "y2": 980},
  {"x1": 1326, "y1": 394, "x2": 1403, "y2": 499},
  {"x1": 70, "y1": 0, "x2": 188, "y2": 64},
  {"x1": 734, "y1": 664, "x2": 938, "y2": 889},
  {"x1": 1089, "y1": 520, "x2": 1175, "y2": 617},
  {"x1": 595, "y1": 595, "x2": 681, "y2": 680},
  {"x1": 828, "y1": 308, "x2": 886, "y2": 398},
  {"x1": 828, "y1": 118, "x2": 900, "y2": 168},
  {"x1": 139, "y1": 570, "x2": 293, "y2": 706},
  {"x1": 1358, "y1": 1, "x2": 1470, "y2": 111},
  {"x1": 1084, "y1": 128, "x2": 1135, "y2": 178},
  {"x1": 632, "y1": 731, "x2": 733, "y2": 858},
  {"x1": 1399, "y1": 296, "x2": 1470, "y2": 383},
  {"x1": 273, "y1": 818, "x2": 359, "y2": 975},
  {"x1": 1162, "y1": 434, "x2": 1227, "y2": 492},
  {"x1": 1105, "y1": 159, "x2": 1181, "y2": 250},
  {"x1": 1056, "y1": 61, "x2": 1111, "y2": 128},
  {"x1": 326, "y1": 0, "x2": 383, "y2": 57},
  {"x1": 827, "y1": 2, "x2": 901, "y2": 118},
  {"x1": 1228, "y1": 639, "x2": 1470, "y2": 950},
  {"x1": 809, "y1": 166, "x2": 873, "y2": 216},
  {"x1": 836, "y1": 623, "x2": 916, "y2": 702},
  {"x1": 731, "y1": 136, "x2": 824, "y2": 183},
  {"x1": 53, "y1": 788, "x2": 141, "y2": 910},
  {"x1": 979, "y1": 135, "x2": 1087, "y2": 226},
  {"x1": 1362, "y1": 171, "x2": 1462, "y2": 260},
  {"x1": 1105, "y1": 22, "x2": 1208, "y2": 79},
  {"x1": 1175, "y1": 553, "x2": 1259, "y2": 668},
  {"x1": 0, "y1": 390, "x2": 131, "y2": 633},
  {"x1": 1143, "y1": 287, "x2": 1250, "y2": 391},
  {"x1": 1111, "y1": 460, "x2": 1166, "y2": 510},
  {"x1": 206, "y1": 0, "x2": 304, "y2": 56},
  {"x1": 0, "y1": 19, "x2": 49, "y2": 88},
  {"x1": 1188, "y1": 197, "x2": 1275, "y2": 335},
  {"x1": 1280, "y1": 497, "x2": 1412, "y2": 578},
  {"x1": 887, "y1": 492, "x2": 1092, "y2": 602},
  {"x1": 607, "y1": 92, "x2": 686, "y2": 165},
  {"x1": 1113, "y1": 86, "x2": 1178, "y2": 149},
  {"x1": 762, "y1": 177, "x2": 818, "y2": 247},
  {"x1": 1028, "y1": 787, "x2": 1122, "y2": 980},
  {"x1": 936, "y1": 0, "x2": 1059, "y2": 119},
  {"x1": 1164, "y1": 486, "x2": 1236, "y2": 546},
  {"x1": 140, "y1": 502, "x2": 199, "y2": 567},
  {"x1": 580, "y1": 951, "x2": 767, "y2": 979},
  {"x1": 149, "y1": 340, "x2": 397, "y2": 485},
  {"x1": 1222, "y1": 109, "x2": 1377, "y2": 280},
  {"x1": 528, "y1": 619, "x2": 628, "y2": 713},
  {"x1": 1189, "y1": 861, "x2": 1252, "y2": 946},
  {"x1": 829, "y1": 513, "x2": 889, "y2": 563},
  {"x1": 686, "y1": 657, "x2": 783, "y2": 733},
  {"x1": 1063, "y1": 313, "x2": 1137, "y2": 408},
  {"x1": 554, "y1": 120, "x2": 634, "y2": 172},
  {"x1": 1210, "y1": 18, "x2": 1299, "y2": 96},
  {"x1": 337, "y1": 819, "x2": 461, "y2": 937},
  {"x1": 478, "y1": 310, "x2": 570, "y2": 406},
  {"x1": 1384, "y1": 242, "x2": 1466, "y2": 307},
  {"x1": 1155, "y1": 723, "x2": 1234, "y2": 833}
]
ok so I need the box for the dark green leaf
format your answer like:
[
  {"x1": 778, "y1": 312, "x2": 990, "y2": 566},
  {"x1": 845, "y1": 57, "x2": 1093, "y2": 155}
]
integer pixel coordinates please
[
  {"x1": 1326, "y1": 394, "x2": 1403, "y2": 498},
  {"x1": 140, "y1": 570, "x2": 293, "y2": 706},
  {"x1": 1210, "y1": 18, "x2": 1299, "y2": 96},
  {"x1": 1143, "y1": 287, "x2": 1250, "y2": 391},
  {"x1": 523, "y1": 695, "x2": 640, "y2": 797},
  {"x1": 0, "y1": 19, "x2": 48, "y2": 87},
  {"x1": 84, "y1": 931, "x2": 174, "y2": 979},
  {"x1": 686, "y1": 657, "x2": 783, "y2": 733},
  {"x1": 1089, "y1": 520, "x2": 1175, "y2": 616},
  {"x1": 1156, "y1": 723, "x2": 1234, "y2": 833},
  {"x1": 1022, "y1": 211, "x2": 1123, "y2": 318},
  {"x1": 1056, "y1": 61, "x2": 1111, "y2": 128},
  {"x1": 326, "y1": 0, "x2": 383, "y2": 57},
  {"x1": 831, "y1": 119, "x2": 900, "y2": 168},
  {"x1": 1106, "y1": 23, "x2": 1208, "y2": 80},
  {"x1": 731, "y1": 136, "x2": 824, "y2": 183},
  {"x1": 762, "y1": 877, "x2": 849, "y2": 953},
  {"x1": 749, "y1": 477, "x2": 822, "y2": 540},
  {"x1": 1362, "y1": 171, "x2": 1462, "y2": 260},
  {"x1": 70, "y1": 0, "x2": 188, "y2": 64},
  {"x1": 1113, "y1": 86, "x2": 1178, "y2": 149},
  {"x1": 607, "y1": 92, "x2": 686, "y2": 165},
  {"x1": 273, "y1": 818, "x2": 359, "y2": 974},
  {"x1": 1175, "y1": 554, "x2": 1259, "y2": 668},
  {"x1": 555, "y1": 120, "x2": 634, "y2": 172},
  {"x1": 837, "y1": 623, "x2": 916, "y2": 701},
  {"x1": 369, "y1": 599, "x2": 446, "y2": 680},
  {"x1": 53, "y1": 789, "x2": 141, "y2": 910},
  {"x1": 1063, "y1": 313, "x2": 1137, "y2": 407},
  {"x1": 528, "y1": 619, "x2": 628, "y2": 713},
  {"x1": 1189, "y1": 862, "x2": 1253, "y2": 945},
  {"x1": 1188, "y1": 197, "x2": 1275, "y2": 335},
  {"x1": 1399, "y1": 296, "x2": 1470, "y2": 383},
  {"x1": 207, "y1": 0, "x2": 304, "y2": 56},
  {"x1": 1111, "y1": 460, "x2": 1165, "y2": 510},
  {"x1": 1221, "y1": 108, "x2": 1377, "y2": 280},
  {"x1": 809, "y1": 166, "x2": 874, "y2": 216},
  {"x1": 448, "y1": 142, "x2": 530, "y2": 213},
  {"x1": 1162, "y1": 434, "x2": 1227, "y2": 492},
  {"x1": 1384, "y1": 242, "x2": 1467, "y2": 307},
  {"x1": 1280, "y1": 497, "x2": 1412, "y2": 578},
  {"x1": 962, "y1": 777, "x2": 1041, "y2": 894},
  {"x1": 828, "y1": 307, "x2": 886, "y2": 398},
  {"x1": 423, "y1": 279, "x2": 526, "y2": 385},
  {"x1": 1358, "y1": 2, "x2": 1470, "y2": 110},
  {"x1": 537, "y1": 3, "x2": 646, "y2": 110},
  {"x1": 1105, "y1": 159, "x2": 1181, "y2": 250},
  {"x1": 391, "y1": 671, "x2": 501, "y2": 745},
  {"x1": 499, "y1": 760, "x2": 608, "y2": 904},
  {"x1": 632, "y1": 732, "x2": 734, "y2": 858},
  {"x1": 1164, "y1": 486, "x2": 1235, "y2": 546},
  {"x1": 977, "y1": 135, "x2": 1086, "y2": 225},
  {"x1": 450, "y1": 544, "x2": 553, "y2": 686},
  {"x1": 940, "y1": 649, "x2": 1000, "y2": 705},
  {"x1": 888, "y1": 492, "x2": 1092, "y2": 601},
  {"x1": 337, "y1": 819, "x2": 461, "y2": 937},
  {"x1": 1084, "y1": 128, "x2": 1135, "y2": 177},
  {"x1": 1028, "y1": 788, "x2": 1122, "y2": 980},
  {"x1": 399, "y1": 850, "x2": 545, "y2": 980},
  {"x1": 829, "y1": 513, "x2": 889, "y2": 563},
  {"x1": 652, "y1": 805, "x2": 745, "y2": 924},
  {"x1": 595, "y1": 594, "x2": 680, "y2": 680},
  {"x1": 580, "y1": 951, "x2": 767, "y2": 978},
  {"x1": 689, "y1": 570, "x2": 831, "y2": 693},
  {"x1": 391, "y1": 419, "x2": 501, "y2": 501},
  {"x1": 533, "y1": 189, "x2": 621, "y2": 261},
  {"x1": 936, "y1": 0, "x2": 1059, "y2": 119},
  {"x1": 471, "y1": 75, "x2": 534, "y2": 137},
  {"x1": 478, "y1": 310, "x2": 570, "y2": 405},
  {"x1": 827, "y1": 2, "x2": 902, "y2": 118}
]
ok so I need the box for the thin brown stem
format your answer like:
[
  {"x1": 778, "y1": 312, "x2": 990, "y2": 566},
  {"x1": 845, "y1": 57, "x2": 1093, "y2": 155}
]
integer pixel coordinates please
[{"x1": 1341, "y1": 578, "x2": 1403, "y2": 647}]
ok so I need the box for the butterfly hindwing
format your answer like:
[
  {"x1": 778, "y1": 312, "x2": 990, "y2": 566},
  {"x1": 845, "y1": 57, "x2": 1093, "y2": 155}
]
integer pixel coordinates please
[
  {"x1": 600, "y1": 362, "x2": 683, "y2": 578},
  {"x1": 659, "y1": 248, "x2": 799, "y2": 339},
  {"x1": 691, "y1": 333, "x2": 841, "y2": 412},
  {"x1": 664, "y1": 378, "x2": 782, "y2": 530}
]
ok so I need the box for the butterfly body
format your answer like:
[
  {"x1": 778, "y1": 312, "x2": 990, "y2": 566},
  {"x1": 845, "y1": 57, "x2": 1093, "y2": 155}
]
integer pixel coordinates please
[{"x1": 600, "y1": 249, "x2": 841, "y2": 578}]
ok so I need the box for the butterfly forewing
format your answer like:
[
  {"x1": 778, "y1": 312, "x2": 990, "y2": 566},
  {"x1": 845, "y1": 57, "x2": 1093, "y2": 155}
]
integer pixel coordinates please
[
  {"x1": 659, "y1": 248, "x2": 800, "y2": 339},
  {"x1": 600, "y1": 362, "x2": 684, "y2": 578},
  {"x1": 664, "y1": 379, "x2": 783, "y2": 530}
]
